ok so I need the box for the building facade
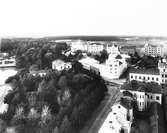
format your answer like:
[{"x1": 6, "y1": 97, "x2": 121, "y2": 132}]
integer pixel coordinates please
[
  {"x1": 158, "y1": 58, "x2": 167, "y2": 84},
  {"x1": 52, "y1": 59, "x2": 72, "y2": 71},
  {"x1": 106, "y1": 44, "x2": 120, "y2": 54},
  {"x1": 144, "y1": 43, "x2": 163, "y2": 57},
  {"x1": 121, "y1": 82, "x2": 162, "y2": 111},
  {"x1": 129, "y1": 72, "x2": 161, "y2": 84},
  {"x1": 87, "y1": 43, "x2": 104, "y2": 54},
  {"x1": 99, "y1": 99, "x2": 133, "y2": 133},
  {"x1": 100, "y1": 53, "x2": 128, "y2": 79}
]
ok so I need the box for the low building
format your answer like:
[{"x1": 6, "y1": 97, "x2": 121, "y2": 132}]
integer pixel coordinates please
[
  {"x1": 129, "y1": 68, "x2": 161, "y2": 84},
  {"x1": 144, "y1": 42, "x2": 163, "y2": 57},
  {"x1": 30, "y1": 70, "x2": 47, "y2": 77},
  {"x1": 99, "y1": 95, "x2": 133, "y2": 133},
  {"x1": 52, "y1": 59, "x2": 72, "y2": 71},
  {"x1": 121, "y1": 82, "x2": 162, "y2": 111},
  {"x1": 78, "y1": 57, "x2": 100, "y2": 75}
]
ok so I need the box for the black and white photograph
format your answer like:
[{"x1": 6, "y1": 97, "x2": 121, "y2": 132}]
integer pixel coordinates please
[{"x1": 0, "y1": 0, "x2": 167, "y2": 133}]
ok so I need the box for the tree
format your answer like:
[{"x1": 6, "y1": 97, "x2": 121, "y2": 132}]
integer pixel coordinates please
[
  {"x1": 0, "y1": 119, "x2": 6, "y2": 133},
  {"x1": 52, "y1": 127, "x2": 60, "y2": 133},
  {"x1": 59, "y1": 115, "x2": 72, "y2": 133},
  {"x1": 58, "y1": 76, "x2": 68, "y2": 90}
]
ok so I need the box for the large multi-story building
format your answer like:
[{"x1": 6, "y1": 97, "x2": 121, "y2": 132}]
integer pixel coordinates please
[
  {"x1": 144, "y1": 42, "x2": 163, "y2": 57},
  {"x1": 99, "y1": 94, "x2": 133, "y2": 133},
  {"x1": 70, "y1": 40, "x2": 104, "y2": 54},
  {"x1": 87, "y1": 43, "x2": 104, "y2": 54},
  {"x1": 129, "y1": 68, "x2": 161, "y2": 84},
  {"x1": 106, "y1": 44, "x2": 120, "y2": 54},
  {"x1": 130, "y1": 57, "x2": 167, "y2": 85},
  {"x1": 121, "y1": 82, "x2": 162, "y2": 111},
  {"x1": 158, "y1": 58, "x2": 167, "y2": 84},
  {"x1": 100, "y1": 53, "x2": 129, "y2": 79}
]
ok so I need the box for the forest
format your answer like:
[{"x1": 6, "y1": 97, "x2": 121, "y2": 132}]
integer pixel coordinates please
[{"x1": 0, "y1": 39, "x2": 108, "y2": 133}]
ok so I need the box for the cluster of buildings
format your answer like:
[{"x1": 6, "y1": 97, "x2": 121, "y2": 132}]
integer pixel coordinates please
[
  {"x1": 79, "y1": 44, "x2": 130, "y2": 79},
  {"x1": 129, "y1": 57, "x2": 167, "y2": 85},
  {"x1": 98, "y1": 42, "x2": 166, "y2": 133},
  {"x1": 70, "y1": 40, "x2": 123, "y2": 54}
]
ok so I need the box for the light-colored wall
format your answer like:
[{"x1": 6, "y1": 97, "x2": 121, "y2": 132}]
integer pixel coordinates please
[{"x1": 129, "y1": 73, "x2": 161, "y2": 84}]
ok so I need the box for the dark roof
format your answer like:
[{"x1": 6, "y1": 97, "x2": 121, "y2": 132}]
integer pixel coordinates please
[
  {"x1": 115, "y1": 55, "x2": 122, "y2": 59},
  {"x1": 121, "y1": 81, "x2": 162, "y2": 94},
  {"x1": 129, "y1": 67, "x2": 160, "y2": 75}
]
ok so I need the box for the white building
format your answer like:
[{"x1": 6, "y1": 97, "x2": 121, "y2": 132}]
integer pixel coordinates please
[
  {"x1": 52, "y1": 59, "x2": 72, "y2": 71},
  {"x1": 70, "y1": 40, "x2": 104, "y2": 54},
  {"x1": 121, "y1": 82, "x2": 162, "y2": 111},
  {"x1": 106, "y1": 44, "x2": 120, "y2": 54},
  {"x1": 70, "y1": 40, "x2": 88, "y2": 52},
  {"x1": 99, "y1": 98, "x2": 133, "y2": 133},
  {"x1": 100, "y1": 53, "x2": 129, "y2": 79},
  {"x1": 129, "y1": 68, "x2": 161, "y2": 84},
  {"x1": 78, "y1": 57, "x2": 100, "y2": 74},
  {"x1": 144, "y1": 42, "x2": 163, "y2": 57},
  {"x1": 87, "y1": 43, "x2": 104, "y2": 54},
  {"x1": 158, "y1": 58, "x2": 167, "y2": 84}
]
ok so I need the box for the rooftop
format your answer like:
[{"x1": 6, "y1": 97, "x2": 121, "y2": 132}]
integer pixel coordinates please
[
  {"x1": 79, "y1": 57, "x2": 99, "y2": 64},
  {"x1": 121, "y1": 81, "x2": 162, "y2": 94},
  {"x1": 52, "y1": 59, "x2": 70, "y2": 65},
  {"x1": 129, "y1": 67, "x2": 160, "y2": 75},
  {"x1": 121, "y1": 81, "x2": 162, "y2": 93}
]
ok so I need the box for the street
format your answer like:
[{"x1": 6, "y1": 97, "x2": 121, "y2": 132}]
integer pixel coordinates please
[{"x1": 80, "y1": 84, "x2": 122, "y2": 133}]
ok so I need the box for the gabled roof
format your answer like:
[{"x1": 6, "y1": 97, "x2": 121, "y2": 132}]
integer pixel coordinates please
[
  {"x1": 121, "y1": 81, "x2": 162, "y2": 94},
  {"x1": 129, "y1": 67, "x2": 160, "y2": 75},
  {"x1": 115, "y1": 55, "x2": 122, "y2": 59}
]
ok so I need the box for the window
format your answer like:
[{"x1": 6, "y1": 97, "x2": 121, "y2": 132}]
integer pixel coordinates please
[
  {"x1": 118, "y1": 106, "x2": 121, "y2": 108},
  {"x1": 135, "y1": 76, "x2": 137, "y2": 79},
  {"x1": 139, "y1": 76, "x2": 141, "y2": 79},
  {"x1": 131, "y1": 75, "x2": 133, "y2": 79},
  {"x1": 143, "y1": 76, "x2": 145, "y2": 80},
  {"x1": 152, "y1": 77, "x2": 154, "y2": 80},
  {"x1": 151, "y1": 95, "x2": 152, "y2": 99},
  {"x1": 156, "y1": 78, "x2": 159, "y2": 81},
  {"x1": 148, "y1": 77, "x2": 150, "y2": 80},
  {"x1": 156, "y1": 96, "x2": 160, "y2": 100}
]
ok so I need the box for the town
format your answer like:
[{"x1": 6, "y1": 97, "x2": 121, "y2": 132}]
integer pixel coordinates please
[{"x1": 0, "y1": 37, "x2": 166, "y2": 133}]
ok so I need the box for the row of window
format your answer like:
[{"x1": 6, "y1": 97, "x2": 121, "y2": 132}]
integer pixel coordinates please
[
  {"x1": 135, "y1": 94, "x2": 160, "y2": 101},
  {"x1": 161, "y1": 74, "x2": 167, "y2": 77},
  {"x1": 130, "y1": 75, "x2": 159, "y2": 81}
]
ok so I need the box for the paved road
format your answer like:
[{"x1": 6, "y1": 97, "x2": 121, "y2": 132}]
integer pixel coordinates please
[{"x1": 80, "y1": 85, "x2": 121, "y2": 133}]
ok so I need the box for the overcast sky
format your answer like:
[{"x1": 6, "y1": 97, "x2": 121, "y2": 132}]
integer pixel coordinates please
[{"x1": 0, "y1": 0, "x2": 167, "y2": 37}]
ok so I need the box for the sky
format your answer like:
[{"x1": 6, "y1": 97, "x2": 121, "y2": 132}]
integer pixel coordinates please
[{"x1": 0, "y1": 0, "x2": 167, "y2": 37}]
